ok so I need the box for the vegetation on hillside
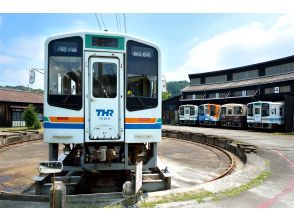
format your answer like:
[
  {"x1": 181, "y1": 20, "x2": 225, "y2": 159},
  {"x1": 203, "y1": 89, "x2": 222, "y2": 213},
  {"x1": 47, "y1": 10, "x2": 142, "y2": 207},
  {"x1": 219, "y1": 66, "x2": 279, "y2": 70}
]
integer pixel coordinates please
[
  {"x1": 166, "y1": 80, "x2": 189, "y2": 97},
  {"x1": 0, "y1": 85, "x2": 43, "y2": 93}
]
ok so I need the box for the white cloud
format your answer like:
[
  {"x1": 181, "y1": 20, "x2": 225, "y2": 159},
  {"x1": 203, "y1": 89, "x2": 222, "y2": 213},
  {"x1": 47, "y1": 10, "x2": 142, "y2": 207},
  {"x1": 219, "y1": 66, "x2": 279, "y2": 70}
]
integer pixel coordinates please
[
  {"x1": 0, "y1": 54, "x2": 17, "y2": 65},
  {"x1": 165, "y1": 14, "x2": 294, "y2": 81}
]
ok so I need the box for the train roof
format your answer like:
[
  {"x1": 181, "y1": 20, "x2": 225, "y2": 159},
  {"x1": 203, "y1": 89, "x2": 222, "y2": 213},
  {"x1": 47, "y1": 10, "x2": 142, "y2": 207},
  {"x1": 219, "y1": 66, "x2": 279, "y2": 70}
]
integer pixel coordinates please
[
  {"x1": 221, "y1": 103, "x2": 247, "y2": 108},
  {"x1": 247, "y1": 101, "x2": 285, "y2": 105},
  {"x1": 45, "y1": 31, "x2": 160, "y2": 50}
]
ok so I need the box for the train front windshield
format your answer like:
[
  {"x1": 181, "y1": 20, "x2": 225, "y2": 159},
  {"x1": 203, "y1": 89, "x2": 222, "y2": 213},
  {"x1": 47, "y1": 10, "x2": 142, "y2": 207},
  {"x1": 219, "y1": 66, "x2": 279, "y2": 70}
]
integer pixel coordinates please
[{"x1": 47, "y1": 36, "x2": 83, "y2": 110}]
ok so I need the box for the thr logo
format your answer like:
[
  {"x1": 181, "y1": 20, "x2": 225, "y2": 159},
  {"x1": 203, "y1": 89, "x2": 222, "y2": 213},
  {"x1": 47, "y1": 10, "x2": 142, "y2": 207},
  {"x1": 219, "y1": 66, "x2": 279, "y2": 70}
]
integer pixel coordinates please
[{"x1": 96, "y1": 109, "x2": 114, "y2": 117}]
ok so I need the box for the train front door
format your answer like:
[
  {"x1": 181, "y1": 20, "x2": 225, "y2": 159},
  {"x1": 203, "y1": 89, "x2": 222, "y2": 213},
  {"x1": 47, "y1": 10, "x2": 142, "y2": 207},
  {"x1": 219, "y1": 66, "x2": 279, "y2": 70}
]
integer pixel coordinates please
[
  {"x1": 85, "y1": 53, "x2": 124, "y2": 141},
  {"x1": 254, "y1": 104, "x2": 261, "y2": 123}
]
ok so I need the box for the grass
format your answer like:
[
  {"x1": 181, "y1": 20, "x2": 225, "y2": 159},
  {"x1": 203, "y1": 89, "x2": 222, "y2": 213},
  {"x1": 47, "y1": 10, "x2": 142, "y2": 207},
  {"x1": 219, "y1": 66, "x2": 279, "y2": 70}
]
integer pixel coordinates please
[
  {"x1": 212, "y1": 170, "x2": 271, "y2": 201},
  {"x1": 0, "y1": 127, "x2": 29, "y2": 132},
  {"x1": 138, "y1": 170, "x2": 271, "y2": 208},
  {"x1": 272, "y1": 132, "x2": 294, "y2": 136}
]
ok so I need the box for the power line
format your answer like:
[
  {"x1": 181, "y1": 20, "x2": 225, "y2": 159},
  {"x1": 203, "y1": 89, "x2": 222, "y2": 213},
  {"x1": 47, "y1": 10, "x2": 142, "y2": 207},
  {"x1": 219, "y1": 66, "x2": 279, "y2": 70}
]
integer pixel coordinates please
[
  {"x1": 115, "y1": 13, "x2": 120, "y2": 32},
  {"x1": 99, "y1": 13, "x2": 106, "y2": 30},
  {"x1": 123, "y1": 13, "x2": 127, "y2": 33},
  {"x1": 94, "y1": 13, "x2": 102, "y2": 31}
]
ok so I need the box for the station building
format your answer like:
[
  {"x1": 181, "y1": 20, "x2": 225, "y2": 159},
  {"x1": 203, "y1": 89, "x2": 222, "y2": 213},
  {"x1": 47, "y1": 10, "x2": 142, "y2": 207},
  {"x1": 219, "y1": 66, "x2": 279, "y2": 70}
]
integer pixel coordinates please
[
  {"x1": 163, "y1": 55, "x2": 294, "y2": 131},
  {"x1": 0, "y1": 89, "x2": 43, "y2": 127}
]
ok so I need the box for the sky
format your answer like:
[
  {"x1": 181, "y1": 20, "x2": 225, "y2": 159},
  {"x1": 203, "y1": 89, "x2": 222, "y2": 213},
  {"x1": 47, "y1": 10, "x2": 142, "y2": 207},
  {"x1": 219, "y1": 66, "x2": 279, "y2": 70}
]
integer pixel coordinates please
[{"x1": 1, "y1": 13, "x2": 294, "y2": 89}]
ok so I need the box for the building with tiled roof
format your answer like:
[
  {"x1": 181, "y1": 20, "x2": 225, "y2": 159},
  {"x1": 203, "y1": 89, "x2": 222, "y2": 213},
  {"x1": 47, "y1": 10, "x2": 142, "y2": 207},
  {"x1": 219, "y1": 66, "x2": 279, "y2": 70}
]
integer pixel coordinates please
[{"x1": 0, "y1": 89, "x2": 43, "y2": 127}]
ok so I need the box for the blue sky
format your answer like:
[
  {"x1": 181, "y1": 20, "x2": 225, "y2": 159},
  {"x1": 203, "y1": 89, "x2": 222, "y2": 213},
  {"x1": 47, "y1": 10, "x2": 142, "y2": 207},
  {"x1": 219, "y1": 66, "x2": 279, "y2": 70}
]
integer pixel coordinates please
[{"x1": 1, "y1": 13, "x2": 294, "y2": 89}]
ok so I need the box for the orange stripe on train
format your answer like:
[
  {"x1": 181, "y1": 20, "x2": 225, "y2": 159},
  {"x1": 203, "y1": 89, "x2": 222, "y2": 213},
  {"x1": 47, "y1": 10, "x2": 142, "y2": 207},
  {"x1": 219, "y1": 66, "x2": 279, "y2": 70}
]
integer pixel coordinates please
[
  {"x1": 125, "y1": 118, "x2": 157, "y2": 123},
  {"x1": 49, "y1": 117, "x2": 84, "y2": 123}
]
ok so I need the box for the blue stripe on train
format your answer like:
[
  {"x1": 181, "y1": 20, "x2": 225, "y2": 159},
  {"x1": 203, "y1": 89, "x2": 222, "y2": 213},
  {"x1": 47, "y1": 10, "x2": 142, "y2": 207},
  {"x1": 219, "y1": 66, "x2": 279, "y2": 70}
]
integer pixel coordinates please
[
  {"x1": 44, "y1": 122, "x2": 84, "y2": 129},
  {"x1": 125, "y1": 123, "x2": 162, "y2": 129}
]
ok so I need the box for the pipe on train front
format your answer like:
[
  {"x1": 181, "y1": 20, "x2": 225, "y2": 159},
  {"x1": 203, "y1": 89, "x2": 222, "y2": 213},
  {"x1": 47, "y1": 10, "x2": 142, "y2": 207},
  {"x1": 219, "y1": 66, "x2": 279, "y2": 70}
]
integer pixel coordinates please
[{"x1": 35, "y1": 32, "x2": 171, "y2": 195}]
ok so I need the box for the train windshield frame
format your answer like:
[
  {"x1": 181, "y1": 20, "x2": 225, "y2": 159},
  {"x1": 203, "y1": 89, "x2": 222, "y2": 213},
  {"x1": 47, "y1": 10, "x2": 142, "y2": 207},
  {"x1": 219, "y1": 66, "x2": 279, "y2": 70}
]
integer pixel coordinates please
[
  {"x1": 47, "y1": 36, "x2": 83, "y2": 110},
  {"x1": 126, "y1": 40, "x2": 158, "y2": 111}
]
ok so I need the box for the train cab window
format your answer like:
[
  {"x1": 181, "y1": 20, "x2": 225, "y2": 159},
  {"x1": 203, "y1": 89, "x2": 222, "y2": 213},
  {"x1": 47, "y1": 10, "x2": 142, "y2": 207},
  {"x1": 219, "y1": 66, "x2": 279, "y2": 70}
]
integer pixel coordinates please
[
  {"x1": 210, "y1": 105, "x2": 216, "y2": 116},
  {"x1": 227, "y1": 109, "x2": 232, "y2": 115},
  {"x1": 271, "y1": 108, "x2": 276, "y2": 115},
  {"x1": 179, "y1": 106, "x2": 184, "y2": 115},
  {"x1": 248, "y1": 104, "x2": 253, "y2": 116},
  {"x1": 199, "y1": 106, "x2": 204, "y2": 115},
  {"x1": 92, "y1": 62, "x2": 117, "y2": 98},
  {"x1": 184, "y1": 108, "x2": 189, "y2": 115},
  {"x1": 221, "y1": 107, "x2": 226, "y2": 116},
  {"x1": 190, "y1": 106, "x2": 195, "y2": 115},
  {"x1": 262, "y1": 103, "x2": 269, "y2": 117},
  {"x1": 126, "y1": 40, "x2": 158, "y2": 111},
  {"x1": 280, "y1": 108, "x2": 283, "y2": 116},
  {"x1": 255, "y1": 108, "x2": 260, "y2": 115},
  {"x1": 234, "y1": 107, "x2": 242, "y2": 115},
  {"x1": 47, "y1": 36, "x2": 83, "y2": 110}
]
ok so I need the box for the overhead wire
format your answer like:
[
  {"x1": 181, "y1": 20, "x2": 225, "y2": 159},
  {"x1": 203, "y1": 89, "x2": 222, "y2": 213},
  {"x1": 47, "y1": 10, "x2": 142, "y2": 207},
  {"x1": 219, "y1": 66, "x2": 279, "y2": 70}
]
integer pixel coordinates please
[
  {"x1": 115, "y1": 13, "x2": 120, "y2": 32},
  {"x1": 123, "y1": 13, "x2": 127, "y2": 33},
  {"x1": 94, "y1": 13, "x2": 102, "y2": 31},
  {"x1": 99, "y1": 13, "x2": 106, "y2": 30}
]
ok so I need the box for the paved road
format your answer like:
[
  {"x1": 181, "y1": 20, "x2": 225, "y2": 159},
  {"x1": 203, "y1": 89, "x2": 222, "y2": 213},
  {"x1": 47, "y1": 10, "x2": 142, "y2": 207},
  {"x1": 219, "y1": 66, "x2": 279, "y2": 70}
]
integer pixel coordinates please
[{"x1": 163, "y1": 125, "x2": 294, "y2": 208}]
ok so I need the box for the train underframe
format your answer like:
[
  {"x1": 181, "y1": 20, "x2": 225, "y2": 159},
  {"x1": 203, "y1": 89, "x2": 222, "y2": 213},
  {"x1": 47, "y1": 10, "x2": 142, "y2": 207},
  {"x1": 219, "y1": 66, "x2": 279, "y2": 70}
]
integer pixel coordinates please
[{"x1": 34, "y1": 142, "x2": 171, "y2": 195}]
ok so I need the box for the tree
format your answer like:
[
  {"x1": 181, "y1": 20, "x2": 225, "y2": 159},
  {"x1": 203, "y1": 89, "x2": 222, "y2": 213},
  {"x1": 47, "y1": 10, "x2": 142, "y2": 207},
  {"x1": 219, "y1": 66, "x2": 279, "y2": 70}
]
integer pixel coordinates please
[
  {"x1": 166, "y1": 80, "x2": 189, "y2": 97},
  {"x1": 23, "y1": 104, "x2": 41, "y2": 129},
  {"x1": 162, "y1": 92, "x2": 172, "y2": 101}
]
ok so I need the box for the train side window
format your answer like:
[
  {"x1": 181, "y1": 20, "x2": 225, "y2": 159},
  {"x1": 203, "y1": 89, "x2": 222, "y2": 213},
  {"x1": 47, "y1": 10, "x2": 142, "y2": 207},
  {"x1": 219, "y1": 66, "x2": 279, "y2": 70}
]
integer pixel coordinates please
[
  {"x1": 271, "y1": 108, "x2": 276, "y2": 115},
  {"x1": 126, "y1": 40, "x2": 158, "y2": 111}
]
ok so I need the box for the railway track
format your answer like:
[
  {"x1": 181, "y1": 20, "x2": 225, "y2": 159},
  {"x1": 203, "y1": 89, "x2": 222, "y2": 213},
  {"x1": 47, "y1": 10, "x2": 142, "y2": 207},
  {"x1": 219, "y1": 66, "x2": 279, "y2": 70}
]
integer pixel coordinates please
[
  {"x1": 0, "y1": 134, "x2": 237, "y2": 207},
  {"x1": 162, "y1": 137, "x2": 236, "y2": 184}
]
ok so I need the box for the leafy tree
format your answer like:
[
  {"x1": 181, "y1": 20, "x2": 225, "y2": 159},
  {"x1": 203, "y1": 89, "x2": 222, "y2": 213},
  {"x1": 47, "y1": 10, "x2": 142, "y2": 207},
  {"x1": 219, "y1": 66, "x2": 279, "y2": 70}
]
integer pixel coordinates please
[
  {"x1": 162, "y1": 92, "x2": 172, "y2": 101},
  {"x1": 166, "y1": 80, "x2": 189, "y2": 97},
  {"x1": 23, "y1": 104, "x2": 41, "y2": 129}
]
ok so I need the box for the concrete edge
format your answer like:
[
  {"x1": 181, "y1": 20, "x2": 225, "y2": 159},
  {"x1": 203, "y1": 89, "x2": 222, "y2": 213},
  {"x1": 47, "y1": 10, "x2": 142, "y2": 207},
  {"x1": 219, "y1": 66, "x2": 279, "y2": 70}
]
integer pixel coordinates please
[{"x1": 0, "y1": 132, "x2": 43, "y2": 147}]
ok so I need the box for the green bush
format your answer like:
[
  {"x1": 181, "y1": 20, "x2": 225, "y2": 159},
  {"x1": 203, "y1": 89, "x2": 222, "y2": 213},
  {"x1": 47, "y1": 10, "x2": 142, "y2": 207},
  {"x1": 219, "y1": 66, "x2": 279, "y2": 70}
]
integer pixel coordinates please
[{"x1": 23, "y1": 104, "x2": 41, "y2": 130}]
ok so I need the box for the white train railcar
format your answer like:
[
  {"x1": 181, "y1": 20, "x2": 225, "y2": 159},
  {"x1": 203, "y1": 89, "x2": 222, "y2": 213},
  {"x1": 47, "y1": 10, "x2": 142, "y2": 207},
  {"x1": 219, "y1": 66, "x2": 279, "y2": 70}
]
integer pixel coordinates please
[
  {"x1": 179, "y1": 104, "x2": 198, "y2": 125},
  {"x1": 41, "y1": 32, "x2": 170, "y2": 193},
  {"x1": 247, "y1": 101, "x2": 285, "y2": 129}
]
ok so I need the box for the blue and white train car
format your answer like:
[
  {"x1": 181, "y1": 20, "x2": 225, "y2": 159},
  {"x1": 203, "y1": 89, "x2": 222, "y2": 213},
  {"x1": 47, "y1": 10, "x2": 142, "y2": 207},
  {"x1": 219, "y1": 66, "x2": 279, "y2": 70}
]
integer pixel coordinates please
[
  {"x1": 40, "y1": 31, "x2": 170, "y2": 193},
  {"x1": 247, "y1": 101, "x2": 285, "y2": 129},
  {"x1": 179, "y1": 104, "x2": 198, "y2": 125}
]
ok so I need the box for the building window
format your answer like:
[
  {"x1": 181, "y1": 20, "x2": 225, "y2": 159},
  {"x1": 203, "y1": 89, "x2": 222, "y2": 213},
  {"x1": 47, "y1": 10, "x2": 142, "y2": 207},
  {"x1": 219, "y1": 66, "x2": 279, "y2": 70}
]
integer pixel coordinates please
[
  {"x1": 205, "y1": 74, "x2": 227, "y2": 84},
  {"x1": 264, "y1": 87, "x2": 275, "y2": 94},
  {"x1": 265, "y1": 62, "x2": 294, "y2": 76},
  {"x1": 280, "y1": 85, "x2": 291, "y2": 93},
  {"x1": 232, "y1": 70, "x2": 258, "y2": 81},
  {"x1": 232, "y1": 91, "x2": 242, "y2": 97},
  {"x1": 190, "y1": 78, "x2": 201, "y2": 85}
]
